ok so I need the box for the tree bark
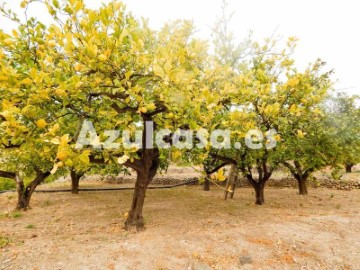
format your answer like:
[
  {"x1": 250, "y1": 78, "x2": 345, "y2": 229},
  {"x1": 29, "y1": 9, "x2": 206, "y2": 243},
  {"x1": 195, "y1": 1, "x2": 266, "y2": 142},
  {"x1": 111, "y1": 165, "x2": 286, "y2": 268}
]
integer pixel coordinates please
[
  {"x1": 254, "y1": 182, "x2": 265, "y2": 205},
  {"x1": 70, "y1": 170, "x2": 84, "y2": 194},
  {"x1": 345, "y1": 164, "x2": 353, "y2": 173},
  {"x1": 297, "y1": 176, "x2": 308, "y2": 195},
  {"x1": 15, "y1": 171, "x2": 50, "y2": 211},
  {"x1": 15, "y1": 173, "x2": 27, "y2": 210},
  {"x1": 203, "y1": 176, "x2": 210, "y2": 191},
  {"x1": 283, "y1": 161, "x2": 312, "y2": 196},
  {"x1": 125, "y1": 171, "x2": 153, "y2": 231},
  {"x1": 124, "y1": 146, "x2": 159, "y2": 231}
]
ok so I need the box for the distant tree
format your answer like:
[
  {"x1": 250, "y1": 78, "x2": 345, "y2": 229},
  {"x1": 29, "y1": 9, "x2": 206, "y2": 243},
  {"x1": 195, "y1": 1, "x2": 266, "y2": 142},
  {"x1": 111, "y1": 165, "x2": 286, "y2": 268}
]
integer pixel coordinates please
[{"x1": 325, "y1": 93, "x2": 360, "y2": 173}]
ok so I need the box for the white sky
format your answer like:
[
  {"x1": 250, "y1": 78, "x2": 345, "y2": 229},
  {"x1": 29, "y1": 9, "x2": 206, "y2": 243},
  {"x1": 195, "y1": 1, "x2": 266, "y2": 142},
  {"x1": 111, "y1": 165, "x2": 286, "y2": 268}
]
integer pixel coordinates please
[{"x1": 1, "y1": 0, "x2": 359, "y2": 96}]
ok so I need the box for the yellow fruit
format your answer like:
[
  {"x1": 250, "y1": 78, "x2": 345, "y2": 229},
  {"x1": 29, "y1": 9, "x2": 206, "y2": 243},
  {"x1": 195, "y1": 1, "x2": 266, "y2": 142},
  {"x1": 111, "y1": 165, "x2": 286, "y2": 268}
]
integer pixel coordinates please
[
  {"x1": 36, "y1": 119, "x2": 47, "y2": 129},
  {"x1": 3, "y1": 39, "x2": 13, "y2": 46},
  {"x1": 57, "y1": 161, "x2": 64, "y2": 168},
  {"x1": 47, "y1": 40, "x2": 56, "y2": 47},
  {"x1": 74, "y1": 64, "x2": 83, "y2": 72},
  {"x1": 20, "y1": 1, "x2": 27, "y2": 8},
  {"x1": 56, "y1": 151, "x2": 67, "y2": 161}
]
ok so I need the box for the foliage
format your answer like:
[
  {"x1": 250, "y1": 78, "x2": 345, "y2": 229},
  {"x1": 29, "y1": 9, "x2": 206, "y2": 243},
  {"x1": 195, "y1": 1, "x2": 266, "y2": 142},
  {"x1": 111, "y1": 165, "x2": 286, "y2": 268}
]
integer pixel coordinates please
[
  {"x1": 0, "y1": 178, "x2": 16, "y2": 190},
  {"x1": 0, "y1": 0, "x2": 355, "y2": 214},
  {"x1": 324, "y1": 93, "x2": 360, "y2": 169}
]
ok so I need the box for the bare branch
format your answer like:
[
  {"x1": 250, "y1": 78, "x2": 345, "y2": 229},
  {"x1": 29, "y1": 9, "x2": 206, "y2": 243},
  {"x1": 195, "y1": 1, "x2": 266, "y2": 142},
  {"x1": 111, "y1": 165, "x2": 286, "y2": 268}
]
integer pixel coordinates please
[
  {"x1": 111, "y1": 103, "x2": 138, "y2": 114},
  {"x1": 210, "y1": 153, "x2": 237, "y2": 166},
  {"x1": 90, "y1": 91, "x2": 127, "y2": 100},
  {"x1": 0, "y1": 170, "x2": 16, "y2": 180}
]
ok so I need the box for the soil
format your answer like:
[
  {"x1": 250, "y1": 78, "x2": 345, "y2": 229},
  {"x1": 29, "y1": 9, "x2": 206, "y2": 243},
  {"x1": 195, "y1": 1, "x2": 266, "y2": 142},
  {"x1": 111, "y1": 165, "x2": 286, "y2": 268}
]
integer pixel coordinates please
[{"x1": 1, "y1": 183, "x2": 360, "y2": 270}]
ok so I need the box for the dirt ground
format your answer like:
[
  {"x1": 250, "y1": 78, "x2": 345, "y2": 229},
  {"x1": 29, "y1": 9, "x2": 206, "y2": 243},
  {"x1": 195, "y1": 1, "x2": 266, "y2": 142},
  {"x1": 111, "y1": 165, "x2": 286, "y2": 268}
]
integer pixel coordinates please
[{"x1": 1, "y1": 184, "x2": 360, "y2": 270}]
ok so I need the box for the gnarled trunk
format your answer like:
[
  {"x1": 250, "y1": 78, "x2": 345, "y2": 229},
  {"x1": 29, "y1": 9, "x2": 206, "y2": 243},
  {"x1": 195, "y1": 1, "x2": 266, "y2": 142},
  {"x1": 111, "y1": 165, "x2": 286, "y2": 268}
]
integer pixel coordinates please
[
  {"x1": 203, "y1": 176, "x2": 210, "y2": 191},
  {"x1": 15, "y1": 174, "x2": 27, "y2": 210},
  {"x1": 70, "y1": 170, "x2": 84, "y2": 194},
  {"x1": 125, "y1": 145, "x2": 159, "y2": 231},
  {"x1": 254, "y1": 182, "x2": 265, "y2": 205},
  {"x1": 15, "y1": 171, "x2": 50, "y2": 211},
  {"x1": 283, "y1": 161, "x2": 313, "y2": 196},
  {"x1": 297, "y1": 176, "x2": 308, "y2": 195},
  {"x1": 125, "y1": 172, "x2": 149, "y2": 231},
  {"x1": 246, "y1": 174, "x2": 269, "y2": 205},
  {"x1": 345, "y1": 164, "x2": 354, "y2": 173}
]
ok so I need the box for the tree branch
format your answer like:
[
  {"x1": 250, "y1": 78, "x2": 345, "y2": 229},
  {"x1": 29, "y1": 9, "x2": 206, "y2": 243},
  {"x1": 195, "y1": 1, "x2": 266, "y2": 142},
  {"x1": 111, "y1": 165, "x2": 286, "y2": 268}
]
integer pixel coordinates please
[
  {"x1": 90, "y1": 91, "x2": 127, "y2": 100},
  {"x1": 207, "y1": 162, "x2": 229, "y2": 175},
  {"x1": 0, "y1": 170, "x2": 16, "y2": 180},
  {"x1": 111, "y1": 103, "x2": 138, "y2": 114},
  {"x1": 210, "y1": 154, "x2": 237, "y2": 166}
]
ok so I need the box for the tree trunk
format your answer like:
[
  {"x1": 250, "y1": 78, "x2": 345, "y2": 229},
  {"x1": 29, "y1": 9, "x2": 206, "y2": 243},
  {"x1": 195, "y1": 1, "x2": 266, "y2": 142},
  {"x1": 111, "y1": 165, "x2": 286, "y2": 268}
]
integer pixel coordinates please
[
  {"x1": 345, "y1": 164, "x2": 353, "y2": 173},
  {"x1": 15, "y1": 174, "x2": 27, "y2": 210},
  {"x1": 297, "y1": 177, "x2": 308, "y2": 195},
  {"x1": 254, "y1": 183, "x2": 265, "y2": 205},
  {"x1": 70, "y1": 170, "x2": 83, "y2": 194},
  {"x1": 204, "y1": 176, "x2": 210, "y2": 191},
  {"x1": 125, "y1": 172, "x2": 150, "y2": 231},
  {"x1": 124, "y1": 145, "x2": 159, "y2": 231},
  {"x1": 15, "y1": 171, "x2": 50, "y2": 211}
]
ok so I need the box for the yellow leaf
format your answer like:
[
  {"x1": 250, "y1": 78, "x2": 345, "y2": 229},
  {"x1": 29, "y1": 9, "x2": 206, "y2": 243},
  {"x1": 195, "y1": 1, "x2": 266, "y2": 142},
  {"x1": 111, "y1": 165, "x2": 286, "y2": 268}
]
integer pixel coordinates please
[
  {"x1": 21, "y1": 78, "x2": 33, "y2": 85},
  {"x1": 98, "y1": 54, "x2": 107, "y2": 62},
  {"x1": 289, "y1": 104, "x2": 297, "y2": 113},
  {"x1": 78, "y1": 150, "x2": 90, "y2": 165},
  {"x1": 146, "y1": 103, "x2": 156, "y2": 111},
  {"x1": 297, "y1": 130, "x2": 305, "y2": 138},
  {"x1": 48, "y1": 123, "x2": 60, "y2": 135},
  {"x1": 3, "y1": 39, "x2": 13, "y2": 46},
  {"x1": 288, "y1": 78, "x2": 299, "y2": 87},
  {"x1": 169, "y1": 69, "x2": 185, "y2": 83},
  {"x1": 153, "y1": 64, "x2": 164, "y2": 77},
  {"x1": 215, "y1": 168, "x2": 227, "y2": 182},
  {"x1": 12, "y1": 29, "x2": 19, "y2": 38},
  {"x1": 2, "y1": 100, "x2": 13, "y2": 111},
  {"x1": 313, "y1": 108, "x2": 322, "y2": 115},
  {"x1": 55, "y1": 88, "x2": 67, "y2": 97},
  {"x1": 172, "y1": 150, "x2": 182, "y2": 160},
  {"x1": 117, "y1": 155, "x2": 130, "y2": 165},
  {"x1": 64, "y1": 159, "x2": 74, "y2": 167},
  {"x1": 60, "y1": 134, "x2": 70, "y2": 146}
]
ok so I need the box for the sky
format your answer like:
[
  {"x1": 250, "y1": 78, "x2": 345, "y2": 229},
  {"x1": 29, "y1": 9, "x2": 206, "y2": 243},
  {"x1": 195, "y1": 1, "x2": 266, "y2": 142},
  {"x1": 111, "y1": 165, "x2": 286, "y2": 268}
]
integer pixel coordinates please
[{"x1": 1, "y1": 0, "x2": 359, "y2": 96}]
